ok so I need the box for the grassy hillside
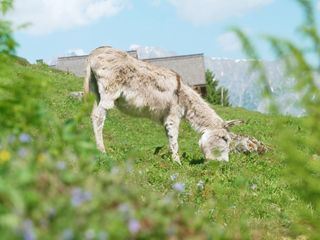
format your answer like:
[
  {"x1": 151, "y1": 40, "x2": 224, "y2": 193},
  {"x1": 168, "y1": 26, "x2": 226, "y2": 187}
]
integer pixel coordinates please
[{"x1": 0, "y1": 55, "x2": 312, "y2": 239}]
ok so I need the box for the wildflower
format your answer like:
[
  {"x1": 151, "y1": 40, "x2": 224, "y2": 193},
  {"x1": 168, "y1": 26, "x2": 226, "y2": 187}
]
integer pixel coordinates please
[
  {"x1": 71, "y1": 187, "x2": 92, "y2": 207},
  {"x1": 56, "y1": 161, "x2": 66, "y2": 170},
  {"x1": 85, "y1": 229, "x2": 95, "y2": 240},
  {"x1": 118, "y1": 203, "x2": 130, "y2": 214},
  {"x1": 172, "y1": 182, "x2": 185, "y2": 192},
  {"x1": 250, "y1": 184, "x2": 257, "y2": 190},
  {"x1": 62, "y1": 229, "x2": 74, "y2": 240},
  {"x1": 22, "y1": 219, "x2": 36, "y2": 240},
  {"x1": 0, "y1": 150, "x2": 11, "y2": 164},
  {"x1": 18, "y1": 148, "x2": 29, "y2": 158},
  {"x1": 128, "y1": 219, "x2": 141, "y2": 234},
  {"x1": 37, "y1": 153, "x2": 46, "y2": 164},
  {"x1": 19, "y1": 133, "x2": 31, "y2": 143},
  {"x1": 197, "y1": 180, "x2": 205, "y2": 190},
  {"x1": 170, "y1": 173, "x2": 178, "y2": 181}
]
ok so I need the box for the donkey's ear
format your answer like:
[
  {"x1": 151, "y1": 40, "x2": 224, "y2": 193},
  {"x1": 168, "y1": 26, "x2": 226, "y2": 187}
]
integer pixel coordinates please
[{"x1": 224, "y1": 119, "x2": 244, "y2": 129}]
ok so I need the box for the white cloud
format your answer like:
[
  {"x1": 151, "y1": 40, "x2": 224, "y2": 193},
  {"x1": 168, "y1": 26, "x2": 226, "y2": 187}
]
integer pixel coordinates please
[
  {"x1": 129, "y1": 44, "x2": 176, "y2": 59},
  {"x1": 167, "y1": 0, "x2": 274, "y2": 25},
  {"x1": 318, "y1": 0, "x2": 320, "y2": 11},
  {"x1": 217, "y1": 32, "x2": 241, "y2": 52},
  {"x1": 8, "y1": 0, "x2": 129, "y2": 35}
]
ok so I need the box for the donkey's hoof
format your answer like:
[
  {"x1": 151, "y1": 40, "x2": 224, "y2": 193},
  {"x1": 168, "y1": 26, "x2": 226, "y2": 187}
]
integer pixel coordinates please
[{"x1": 173, "y1": 159, "x2": 182, "y2": 165}]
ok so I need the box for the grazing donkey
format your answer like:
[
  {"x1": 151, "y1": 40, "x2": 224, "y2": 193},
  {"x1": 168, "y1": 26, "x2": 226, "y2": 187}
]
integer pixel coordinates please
[{"x1": 84, "y1": 46, "x2": 245, "y2": 164}]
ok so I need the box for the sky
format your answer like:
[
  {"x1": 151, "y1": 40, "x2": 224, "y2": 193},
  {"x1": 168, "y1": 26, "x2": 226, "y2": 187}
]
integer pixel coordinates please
[{"x1": 7, "y1": 0, "x2": 320, "y2": 63}]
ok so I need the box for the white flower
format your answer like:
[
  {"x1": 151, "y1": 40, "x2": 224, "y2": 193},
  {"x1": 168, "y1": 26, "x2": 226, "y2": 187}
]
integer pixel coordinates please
[
  {"x1": 250, "y1": 184, "x2": 257, "y2": 190},
  {"x1": 197, "y1": 180, "x2": 205, "y2": 190},
  {"x1": 170, "y1": 173, "x2": 178, "y2": 181}
]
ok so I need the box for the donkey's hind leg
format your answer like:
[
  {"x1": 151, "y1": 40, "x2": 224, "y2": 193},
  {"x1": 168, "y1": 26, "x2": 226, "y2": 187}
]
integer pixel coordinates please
[{"x1": 91, "y1": 80, "x2": 119, "y2": 153}]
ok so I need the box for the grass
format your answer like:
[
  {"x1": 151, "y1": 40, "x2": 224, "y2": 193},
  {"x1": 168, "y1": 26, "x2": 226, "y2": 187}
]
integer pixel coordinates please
[{"x1": 0, "y1": 55, "x2": 311, "y2": 239}]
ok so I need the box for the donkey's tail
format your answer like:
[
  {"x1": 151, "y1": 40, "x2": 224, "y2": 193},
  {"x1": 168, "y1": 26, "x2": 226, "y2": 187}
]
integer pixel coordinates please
[
  {"x1": 83, "y1": 62, "x2": 100, "y2": 102},
  {"x1": 84, "y1": 62, "x2": 92, "y2": 95}
]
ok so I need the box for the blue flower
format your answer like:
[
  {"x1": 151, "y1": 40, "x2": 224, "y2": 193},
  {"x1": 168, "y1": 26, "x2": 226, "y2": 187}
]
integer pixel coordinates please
[
  {"x1": 172, "y1": 182, "x2": 185, "y2": 192},
  {"x1": 19, "y1": 133, "x2": 31, "y2": 143},
  {"x1": 56, "y1": 161, "x2": 66, "y2": 170},
  {"x1": 62, "y1": 229, "x2": 74, "y2": 240},
  {"x1": 71, "y1": 188, "x2": 92, "y2": 207}
]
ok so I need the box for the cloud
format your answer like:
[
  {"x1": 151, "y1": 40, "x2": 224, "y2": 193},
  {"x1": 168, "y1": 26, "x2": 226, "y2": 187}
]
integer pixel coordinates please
[
  {"x1": 217, "y1": 32, "x2": 241, "y2": 52},
  {"x1": 167, "y1": 0, "x2": 274, "y2": 25},
  {"x1": 318, "y1": 0, "x2": 320, "y2": 11},
  {"x1": 8, "y1": 0, "x2": 129, "y2": 35},
  {"x1": 129, "y1": 44, "x2": 176, "y2": 59}
]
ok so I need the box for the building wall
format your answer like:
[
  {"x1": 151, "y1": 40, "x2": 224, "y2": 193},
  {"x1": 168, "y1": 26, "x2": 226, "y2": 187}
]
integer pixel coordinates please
[
  {"x1": 54, "y1": 50, "x2": 138, "y2": 77},
  {"x1": 143, "y1": 54, "x2": 206, "y2": 86},
  {"x1": 53, "y1": 50, "x2": 206, "y2": 87}
]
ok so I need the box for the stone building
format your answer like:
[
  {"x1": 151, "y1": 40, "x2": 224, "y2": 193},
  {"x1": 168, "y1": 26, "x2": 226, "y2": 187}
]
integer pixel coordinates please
[{"x1": 53, "y1": 49, "x2": 206, "y2": 94}]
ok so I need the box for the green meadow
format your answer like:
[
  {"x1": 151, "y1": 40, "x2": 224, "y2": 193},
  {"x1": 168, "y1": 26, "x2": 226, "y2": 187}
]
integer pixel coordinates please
[{"x1": 1, "y1": 54, "x2": 316, "y2": 239}]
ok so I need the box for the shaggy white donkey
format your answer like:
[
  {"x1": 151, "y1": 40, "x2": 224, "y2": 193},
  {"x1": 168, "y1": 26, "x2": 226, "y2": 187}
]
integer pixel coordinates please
[{"x1": 84, "y1": 46, "x2": 248, "y2": 164}]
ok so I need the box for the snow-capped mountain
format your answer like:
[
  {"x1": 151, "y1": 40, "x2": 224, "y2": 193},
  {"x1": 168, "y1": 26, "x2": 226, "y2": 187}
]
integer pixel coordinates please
[
  {"x1": 129, "y1": 44, "x2": 176, "y2": 59},
  {"x1": 205, "y1": 57, "x2": 304, "y2": 116}
]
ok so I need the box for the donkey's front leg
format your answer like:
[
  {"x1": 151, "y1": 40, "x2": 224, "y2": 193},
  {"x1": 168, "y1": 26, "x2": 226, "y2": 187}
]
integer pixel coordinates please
[
  {"x1": 91, "y1": 101, "x2": 107, "y2": 153},
  {"x1": 164, "y1": 113, "x2": 181, "y2": 165}
]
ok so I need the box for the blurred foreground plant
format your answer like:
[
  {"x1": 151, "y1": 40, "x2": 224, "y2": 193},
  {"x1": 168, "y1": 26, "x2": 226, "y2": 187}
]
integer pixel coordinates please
[
  {"x1": 0, "y1": 0, "x2": 18, "y2": 54},
  {"x1": 232, "y1": 0, "x2": 320, "y2": 238}
]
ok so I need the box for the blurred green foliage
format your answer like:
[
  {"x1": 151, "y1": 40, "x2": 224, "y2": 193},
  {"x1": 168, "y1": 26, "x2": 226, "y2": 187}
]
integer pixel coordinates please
[
  {"x1": 0, "y1": 0, "x2": 17, "y2": 54},
  {"x1": 232, "y1": 0, "x2": 320, "y2": 238}
]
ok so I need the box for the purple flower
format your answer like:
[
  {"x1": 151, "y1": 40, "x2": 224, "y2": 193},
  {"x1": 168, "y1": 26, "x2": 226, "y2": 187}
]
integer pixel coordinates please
[
  {"x1": 172, "y1": 182, "x2": 185, "y2": 192},
  {"x1": 19, "y1": 133, "x2": 31, "y2": 143},
  {"x1": 128, "y1": 219, "x2": 141, "y2": 234},
  {"x1": 71, "y1": 188, "x2": 92, "y2": 207},
  {"x1": 22, "y1": 220, "x2": 36, "y2": 240}
]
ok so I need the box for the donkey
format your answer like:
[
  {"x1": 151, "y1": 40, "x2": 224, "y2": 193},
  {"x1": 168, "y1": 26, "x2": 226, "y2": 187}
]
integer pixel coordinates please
[{"x1": 84, "y1": 46, "x2": 244, "y2": 164}]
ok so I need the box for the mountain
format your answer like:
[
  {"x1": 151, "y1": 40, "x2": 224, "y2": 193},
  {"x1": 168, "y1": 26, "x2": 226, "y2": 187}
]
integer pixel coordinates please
[
  {"x1": 205, "y1": 57, "x2": 304, "y2": 116},
  {"x1": 129, "y1": 45, "x2": 176, "y2": 59}
]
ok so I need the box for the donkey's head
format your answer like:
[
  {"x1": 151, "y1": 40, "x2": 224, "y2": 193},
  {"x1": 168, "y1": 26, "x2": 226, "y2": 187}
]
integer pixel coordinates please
[{"x1": 199, "y1": 120, "x2": 243, "y2": 162}]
